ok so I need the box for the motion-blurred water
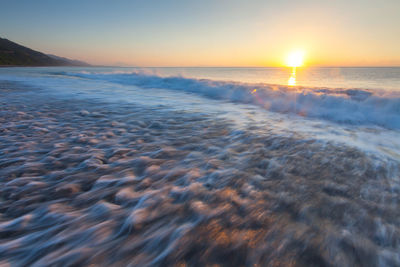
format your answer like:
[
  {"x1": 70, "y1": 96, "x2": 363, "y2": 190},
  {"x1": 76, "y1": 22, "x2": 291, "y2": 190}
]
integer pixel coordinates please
[{"x1": 0, "y1": 67, "x2": 400, "y2": 266}]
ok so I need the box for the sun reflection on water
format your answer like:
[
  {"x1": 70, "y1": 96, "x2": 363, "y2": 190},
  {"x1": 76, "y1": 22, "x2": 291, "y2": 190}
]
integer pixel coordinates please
[{"x1": 288, "y1": 67, "x2": 297, "y2": 86}]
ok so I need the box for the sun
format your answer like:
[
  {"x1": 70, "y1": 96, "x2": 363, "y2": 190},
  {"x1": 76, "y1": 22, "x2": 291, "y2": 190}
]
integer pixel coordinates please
[{"x1": 286, "y1": 51, "x2": 305, "y2": 67}]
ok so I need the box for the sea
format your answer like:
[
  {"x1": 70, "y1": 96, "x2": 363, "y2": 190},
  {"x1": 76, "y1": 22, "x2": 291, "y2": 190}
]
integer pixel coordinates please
[
  {"x1": 2, "y1": 66, "x2": 400, "y2": 157},
  {"x1": 0, "y1": 66, "x2": 399, "y2": 266}
]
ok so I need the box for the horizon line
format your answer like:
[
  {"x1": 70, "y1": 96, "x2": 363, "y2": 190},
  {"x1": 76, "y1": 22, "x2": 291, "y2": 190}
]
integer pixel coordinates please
[{"x1": 92, "y1": 65, "x2": 400, "y2": 68}]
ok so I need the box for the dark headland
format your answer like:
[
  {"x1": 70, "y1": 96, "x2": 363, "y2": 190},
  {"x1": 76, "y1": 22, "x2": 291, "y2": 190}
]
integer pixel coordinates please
[{"x1": 0, "y1": 37, "x2": 90, "y2": 66}]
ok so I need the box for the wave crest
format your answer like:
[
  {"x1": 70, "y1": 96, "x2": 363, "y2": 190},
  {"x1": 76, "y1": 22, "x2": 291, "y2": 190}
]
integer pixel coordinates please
[{"x1": 60, "y1": 71, "x2": 400, "y2": 129}]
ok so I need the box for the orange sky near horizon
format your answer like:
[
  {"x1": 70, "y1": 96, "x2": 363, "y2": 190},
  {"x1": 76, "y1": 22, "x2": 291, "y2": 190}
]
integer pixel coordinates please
[{"x1": 1, "y1": 0, "x2": 399, "y2": 67}]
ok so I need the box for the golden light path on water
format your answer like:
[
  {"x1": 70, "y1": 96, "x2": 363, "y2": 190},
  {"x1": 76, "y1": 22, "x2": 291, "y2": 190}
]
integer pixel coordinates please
[
  {"x1": 288, "y1": 67, "x2": 297, "y2": 86},
  {"x1": 285, "y1": 50, "x2": 305, "y2": 86}
]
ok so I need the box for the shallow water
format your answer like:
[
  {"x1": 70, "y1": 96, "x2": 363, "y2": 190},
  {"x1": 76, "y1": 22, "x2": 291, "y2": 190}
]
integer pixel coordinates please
[{"x1": 0, "y1": 68, "x2": 400, "y2": 266}]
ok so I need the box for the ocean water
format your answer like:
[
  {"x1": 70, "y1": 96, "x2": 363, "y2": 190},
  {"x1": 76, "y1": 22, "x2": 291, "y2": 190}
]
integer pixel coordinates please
[
  {"x1": 135, "y1": 67, "x2": 400, "y2": 91},
  {"x1": 2, "y1": 67, "x2": 400, "y2": 156},
  {"x1": 0, "y1": 67, "x2": 400, "y2": 266}
]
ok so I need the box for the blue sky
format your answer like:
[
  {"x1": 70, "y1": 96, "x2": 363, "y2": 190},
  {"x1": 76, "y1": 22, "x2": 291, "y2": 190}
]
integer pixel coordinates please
[{"x1": 1, "y1": 0, "x2": 399, "y2": 66}]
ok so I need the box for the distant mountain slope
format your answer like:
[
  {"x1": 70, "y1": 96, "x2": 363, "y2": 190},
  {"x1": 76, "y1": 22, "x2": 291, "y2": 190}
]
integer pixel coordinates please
[
  {"x1": 47, "y1": 54, "x2": 90, "y2": 67},
  {"x1": 0, "y1": 37, "x2": 90, "y2": 66}
]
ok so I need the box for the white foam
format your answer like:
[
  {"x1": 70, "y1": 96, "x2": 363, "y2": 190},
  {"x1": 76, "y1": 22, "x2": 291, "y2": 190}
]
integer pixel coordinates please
[{"x1": 63, "y1": 71, "x2": 400, "y2": 129}]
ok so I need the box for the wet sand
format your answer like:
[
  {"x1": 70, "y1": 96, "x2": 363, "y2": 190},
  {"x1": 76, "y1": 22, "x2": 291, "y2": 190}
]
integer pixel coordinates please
[{"x1": 0, "y1": 81, "x2": 400, "y2": 266}]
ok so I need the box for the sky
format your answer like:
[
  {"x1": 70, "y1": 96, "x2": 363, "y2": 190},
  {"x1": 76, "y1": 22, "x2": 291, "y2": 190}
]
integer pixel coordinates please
[{"x1": 1, "y1": 0, "x2": 399, "y2": 67}]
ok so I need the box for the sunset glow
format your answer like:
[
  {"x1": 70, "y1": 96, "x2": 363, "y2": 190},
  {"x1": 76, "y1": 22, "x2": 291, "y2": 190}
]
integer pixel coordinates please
[
  {"x1": 1, "y1": 1, "x2": 400, "y2": 265},
  {"x1": 286, "y1": 51, "x2": 305, "y2": 67},
  {"x1": 1, "y1": 1, "x2": 399, "y2": 67}
]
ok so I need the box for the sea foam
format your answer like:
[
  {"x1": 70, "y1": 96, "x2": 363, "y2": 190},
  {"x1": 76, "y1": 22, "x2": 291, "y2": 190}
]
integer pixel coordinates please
[
  {"x1": 1, "y1": 76, "x2": 400, "y2": 266},
  {"x1": 61, "y1": 71, "x2": 400, "y2": 129}
]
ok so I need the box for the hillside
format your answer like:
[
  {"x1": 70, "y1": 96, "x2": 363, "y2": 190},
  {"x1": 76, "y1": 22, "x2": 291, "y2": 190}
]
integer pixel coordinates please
[{"x1": 0, "y1": 37, "x2": 90, "y2": 66}]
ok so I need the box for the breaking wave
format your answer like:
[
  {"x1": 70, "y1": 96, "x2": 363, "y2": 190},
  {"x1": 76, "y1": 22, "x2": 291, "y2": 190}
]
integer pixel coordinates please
[{"x1": 59, "y1": 71, "x2": 400, "y2": 129}]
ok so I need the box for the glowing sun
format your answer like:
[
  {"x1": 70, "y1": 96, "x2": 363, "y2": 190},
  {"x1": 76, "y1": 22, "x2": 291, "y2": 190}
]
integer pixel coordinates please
[{"x1": 286, "y1": 51, "x2": 305, "y2": 67}]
